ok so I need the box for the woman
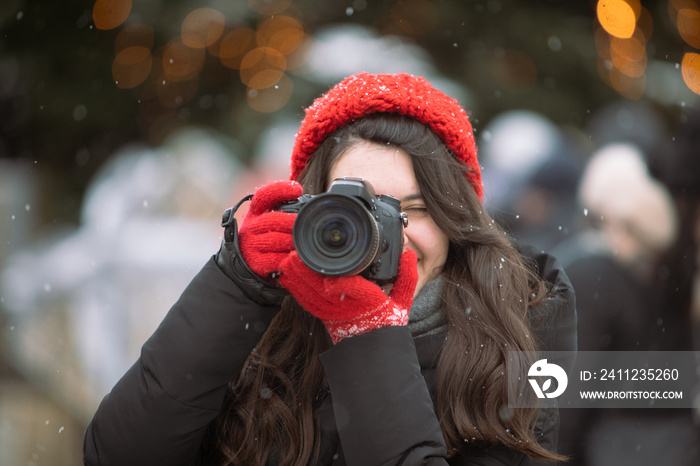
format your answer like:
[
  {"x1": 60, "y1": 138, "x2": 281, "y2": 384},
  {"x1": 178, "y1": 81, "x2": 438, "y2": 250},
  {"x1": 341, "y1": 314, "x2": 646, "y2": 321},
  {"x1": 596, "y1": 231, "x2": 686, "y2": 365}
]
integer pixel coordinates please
[{"x1": 83, "y1": 73, "x2": 576, "y2": 465}]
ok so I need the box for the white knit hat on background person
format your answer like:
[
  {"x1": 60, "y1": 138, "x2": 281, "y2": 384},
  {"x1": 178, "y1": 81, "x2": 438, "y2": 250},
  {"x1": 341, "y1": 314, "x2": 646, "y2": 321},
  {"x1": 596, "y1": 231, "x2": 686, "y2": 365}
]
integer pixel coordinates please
[{"x1": 579, "y1": 142, "x2": 678, "y2": 258}]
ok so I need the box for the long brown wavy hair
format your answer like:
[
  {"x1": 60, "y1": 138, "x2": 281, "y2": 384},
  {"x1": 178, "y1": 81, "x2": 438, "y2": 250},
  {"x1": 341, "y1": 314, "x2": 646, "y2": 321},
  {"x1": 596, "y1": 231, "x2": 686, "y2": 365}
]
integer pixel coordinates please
[{"x1": 212, "y1": 114, "x2": 566, "y2": 464}]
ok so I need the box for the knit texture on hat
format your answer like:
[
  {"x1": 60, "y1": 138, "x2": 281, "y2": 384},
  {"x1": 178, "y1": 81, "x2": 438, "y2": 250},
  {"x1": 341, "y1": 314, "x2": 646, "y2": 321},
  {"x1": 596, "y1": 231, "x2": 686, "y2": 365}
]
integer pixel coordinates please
[{"x1": 290, "y1": 72, "x2": 483, "y2": 201}]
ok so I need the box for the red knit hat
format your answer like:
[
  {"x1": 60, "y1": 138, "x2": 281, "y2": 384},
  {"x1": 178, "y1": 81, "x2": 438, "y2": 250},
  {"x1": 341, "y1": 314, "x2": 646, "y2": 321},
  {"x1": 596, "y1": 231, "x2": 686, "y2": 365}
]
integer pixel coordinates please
[{"x1": 289, "y1": 72, "x2": 483, "y2": 201}]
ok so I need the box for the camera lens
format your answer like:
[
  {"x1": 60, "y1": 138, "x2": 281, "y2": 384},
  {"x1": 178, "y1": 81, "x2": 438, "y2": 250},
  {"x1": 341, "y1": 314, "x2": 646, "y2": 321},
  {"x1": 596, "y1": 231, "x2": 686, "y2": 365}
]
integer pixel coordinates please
[{"x1": 293, "y1": 194, "x2": 380, "y2": 276}]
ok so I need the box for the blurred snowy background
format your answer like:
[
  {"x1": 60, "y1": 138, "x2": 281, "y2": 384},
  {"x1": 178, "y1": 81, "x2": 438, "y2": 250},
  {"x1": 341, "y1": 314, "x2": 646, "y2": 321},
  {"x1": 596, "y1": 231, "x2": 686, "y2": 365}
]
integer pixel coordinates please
[{"x1": 2, "y1": 1, "x2": 700, "y2": 464}]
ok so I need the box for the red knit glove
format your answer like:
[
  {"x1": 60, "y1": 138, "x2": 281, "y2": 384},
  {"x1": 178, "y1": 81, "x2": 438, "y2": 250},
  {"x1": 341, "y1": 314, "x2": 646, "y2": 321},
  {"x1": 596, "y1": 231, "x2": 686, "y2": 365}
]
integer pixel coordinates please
[
  {"x1": 278, "y1": 250, "x2": 418, "y2": 343},
  {"x1": 238, "y1": 180, "x2": 303, "y2": 280}
]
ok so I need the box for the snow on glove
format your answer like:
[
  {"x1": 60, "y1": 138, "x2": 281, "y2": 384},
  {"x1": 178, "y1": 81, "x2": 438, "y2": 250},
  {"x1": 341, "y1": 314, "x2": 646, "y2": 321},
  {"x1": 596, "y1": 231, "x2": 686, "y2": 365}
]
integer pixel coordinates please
[
  {"x1": 238, "y1": 180, "x2": 303, "y2": 280},
  {"x1": 278, "y1": 249, "x2": 418, "y2": 343}
]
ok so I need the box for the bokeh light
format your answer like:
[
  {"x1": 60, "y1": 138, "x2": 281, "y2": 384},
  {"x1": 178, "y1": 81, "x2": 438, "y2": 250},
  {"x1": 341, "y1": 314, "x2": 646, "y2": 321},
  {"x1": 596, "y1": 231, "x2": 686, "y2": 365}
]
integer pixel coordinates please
[
  {"x1": 93, "y1": 0, "x2": 132, "y2": 30},
  {"x1": 284, "y1": 36, "x2": 312, "y2": 71},
  {"x1": 240, "y1": 47, "x2": 286, "y2": 89},
  {"x1": 636, "y1": 7, "x2": 654, "y2": 42},
  {"x1": 256, "y1": 16, "x2": 305, "y2": 55},
  {"x1": 112, "y1": 46, "x2": 152, "y2": 89},
  {"x1": 597, "y1": 0, "x2": 639, "y2": 39},
  {"x1": 162, "y1": 37, "x2": 205, "y2": 83},
  {"x1": 95, "y1": 0, "x2": 311, "y2": 113},
  {"x1": 217, "y1": 28, "x2": 256, "y2": 69},
  {"x1": 181, "y1": 8, "x2": 226, "y2": 49},
  {"x1": 668, "y1": 0, "x2": 700, "y2": 27},
  {"x1": 246, "y1": 73, "x2": 294, "y2": 112},
  {"x1": 681, "y1": 52, "x2": 700, "y2": 95},
  {"x1": 677, "y1": 7, "x2": 700, "y2": 49},
  {"x1": 609, "y1": 66, "x2": 646, "y2": 99},
  {"x1": 594, "y1": 0, "x2": 655, "y2": 100},
  {"x1": 610, "y1": 34, "x2": 647, "y2": 77}
]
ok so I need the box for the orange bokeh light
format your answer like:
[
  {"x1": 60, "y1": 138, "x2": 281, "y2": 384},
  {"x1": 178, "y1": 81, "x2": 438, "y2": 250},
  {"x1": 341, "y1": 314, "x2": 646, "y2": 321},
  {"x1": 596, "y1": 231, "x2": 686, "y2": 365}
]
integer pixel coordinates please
[
  {"x1": 636, "y1": 7, "x2": 654, "y2": 42},
  {"x1": 218, "y1": 28, "x2": 256, "y2": 69},
  {"x1": 93, "y1": 0, "x2": 132, "y2": 30},
  {"x1": 162, "y1": 37, "x2": 205, "y2": 83},
  {"x1": 682, "y1": 52, "x2": 700, "y2": 95},
  {"x1": 247, "y1": 73, "x2": 294, "y2": 113},
  {"x1": 597, "y1": 0, "x2": 638, "y2": 39},
  {"x1": 256, "y1": 16, "x2": 305, "y2": 56},
  {"x1": 609, "y1": 66, "x2": 646, "y2": 99},
  {"x1": 678, "y1": 8, "x2": 700, "y2": 49},
  {"x1": 181, "y1": 8, "x2": 226, "y2": 49},
  {"x1": 610, "y1": 34, "x2": 647, "y2": 77},
  {"x1": 285, "y1": 36, "x2": 312, "y2": 71},
  {"x1": 112, "y1": 46, "x2": 152, "y2": 89},
  {"x1": 240, "y1": 47, "x2": 286, "y2": 89},
  {"x1": 668, "y1": 0, "x2": 700, "y2": 26}
]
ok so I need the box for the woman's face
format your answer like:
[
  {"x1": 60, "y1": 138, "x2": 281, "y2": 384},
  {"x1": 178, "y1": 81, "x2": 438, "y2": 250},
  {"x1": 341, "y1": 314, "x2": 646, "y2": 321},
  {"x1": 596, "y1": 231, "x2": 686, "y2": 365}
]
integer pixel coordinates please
[{"x1": 329, "y1": 141, "x2": 449, "y2": 296}]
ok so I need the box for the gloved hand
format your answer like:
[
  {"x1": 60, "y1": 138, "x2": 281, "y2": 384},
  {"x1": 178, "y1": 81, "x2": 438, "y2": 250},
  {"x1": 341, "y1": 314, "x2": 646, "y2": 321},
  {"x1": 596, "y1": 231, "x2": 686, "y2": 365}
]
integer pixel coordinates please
[
  {"x1": 278, "y1": 250, "x2": 418, "y2": 343},
  {"x1": 238, "y1": 180, "x2": 303, "y2": 281}
]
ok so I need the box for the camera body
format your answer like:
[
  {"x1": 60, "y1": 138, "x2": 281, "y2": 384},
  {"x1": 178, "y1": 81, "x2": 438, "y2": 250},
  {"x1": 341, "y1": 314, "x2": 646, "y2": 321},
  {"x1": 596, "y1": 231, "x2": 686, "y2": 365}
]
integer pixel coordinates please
[{"x1": 279, "y1": 177, "x2": 408, "y2": 282}]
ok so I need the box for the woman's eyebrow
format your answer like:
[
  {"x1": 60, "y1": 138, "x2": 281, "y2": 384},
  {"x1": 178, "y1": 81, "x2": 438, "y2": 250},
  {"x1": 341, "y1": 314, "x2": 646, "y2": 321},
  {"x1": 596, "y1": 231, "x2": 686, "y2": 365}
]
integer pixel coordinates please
[{"x1": 401, "y1": 193, "x2": 423, "y2": 202}]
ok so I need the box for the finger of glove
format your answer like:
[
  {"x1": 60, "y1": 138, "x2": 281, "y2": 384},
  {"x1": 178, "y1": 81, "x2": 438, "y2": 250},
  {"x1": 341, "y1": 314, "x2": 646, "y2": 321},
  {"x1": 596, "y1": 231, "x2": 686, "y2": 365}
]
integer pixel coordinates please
[
  {"x1": 240, "y1": 230, "x2": 295, "y2": 255},
  {"x1": 239, "y1": 213, "x2": 295, "y2": 276},
  {"x1": 240, "y1": 211, "x2": 295, "y2": 236},
  {"x1": 279, "y1": 253, "x2": 385, "y2": 320},
  {"x1": 248, "y1": 180, "x2": 303, "y2": 216},
  {"x1": 246, "y1": 251, "x2": 293, "y2": 277},
  {"x1": 388, "y1": 249, "x2": 419, "y2": 308},
  {"x1": 279, "y1": 253, "x2": 338, "y2": 316},
  {"x1": 321, "y1": 273, "x2": 386, "y2": 306},
  {"x1": 239, "y1": 230, "x2": 295, "y2": 277}
]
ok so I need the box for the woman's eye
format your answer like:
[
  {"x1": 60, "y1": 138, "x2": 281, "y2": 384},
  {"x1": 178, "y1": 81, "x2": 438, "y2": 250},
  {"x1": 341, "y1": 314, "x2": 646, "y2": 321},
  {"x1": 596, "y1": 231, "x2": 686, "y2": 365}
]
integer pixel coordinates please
[{"x1": 403, "y1": 206, "x2": 429, "y2": 217}]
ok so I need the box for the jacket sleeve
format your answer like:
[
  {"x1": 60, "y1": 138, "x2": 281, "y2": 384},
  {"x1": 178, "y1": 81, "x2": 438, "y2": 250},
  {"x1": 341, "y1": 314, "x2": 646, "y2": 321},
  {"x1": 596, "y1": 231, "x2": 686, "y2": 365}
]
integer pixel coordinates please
[
  {"x1": 83, "y1": 256, "x2": 279, "y2": 466},
  {"x1": 320, "y1": 326, "x2": 449, "y2": 466},
  {"x1": 320, "y1": 326, "x2": 565, "y2": 466}
]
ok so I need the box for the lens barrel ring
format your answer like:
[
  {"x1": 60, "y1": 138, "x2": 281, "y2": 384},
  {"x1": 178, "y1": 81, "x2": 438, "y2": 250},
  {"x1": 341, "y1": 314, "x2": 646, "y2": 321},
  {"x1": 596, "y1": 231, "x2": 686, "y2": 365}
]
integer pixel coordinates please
[{"x1": 292, "y1": 193, "x2": 380, "y2": 276}]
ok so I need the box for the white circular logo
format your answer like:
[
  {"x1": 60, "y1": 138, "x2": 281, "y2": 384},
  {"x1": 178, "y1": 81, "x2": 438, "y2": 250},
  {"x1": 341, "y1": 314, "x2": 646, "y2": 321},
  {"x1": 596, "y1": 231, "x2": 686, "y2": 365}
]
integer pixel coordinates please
[{"x1": 528, "y1": 359, "x2": 568, "y2": 399}]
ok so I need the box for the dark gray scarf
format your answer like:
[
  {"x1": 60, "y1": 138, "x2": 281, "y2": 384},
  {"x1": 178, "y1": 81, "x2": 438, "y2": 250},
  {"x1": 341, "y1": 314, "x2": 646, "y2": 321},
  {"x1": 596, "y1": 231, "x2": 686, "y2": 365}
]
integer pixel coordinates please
[{"x1": 407, "y1": 276, "x2": 447, "y2": 338}]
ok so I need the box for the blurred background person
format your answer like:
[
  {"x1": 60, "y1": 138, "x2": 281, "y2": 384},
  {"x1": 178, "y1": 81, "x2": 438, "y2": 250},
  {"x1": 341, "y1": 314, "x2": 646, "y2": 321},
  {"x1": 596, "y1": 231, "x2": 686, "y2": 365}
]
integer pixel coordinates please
[
  {"x1": 479, "y1": 110, "x2": 583, "y2": 252},
  {"x1": 554, "y1": 142, "x2": 679, "y2": 352}
]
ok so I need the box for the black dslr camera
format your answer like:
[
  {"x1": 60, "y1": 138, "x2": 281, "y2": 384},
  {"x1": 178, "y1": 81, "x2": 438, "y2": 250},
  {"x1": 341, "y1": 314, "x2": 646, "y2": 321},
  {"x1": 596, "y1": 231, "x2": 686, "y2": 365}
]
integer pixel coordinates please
[{"x1": 279, "y1": 177, "x2": 408, "y2": 282}]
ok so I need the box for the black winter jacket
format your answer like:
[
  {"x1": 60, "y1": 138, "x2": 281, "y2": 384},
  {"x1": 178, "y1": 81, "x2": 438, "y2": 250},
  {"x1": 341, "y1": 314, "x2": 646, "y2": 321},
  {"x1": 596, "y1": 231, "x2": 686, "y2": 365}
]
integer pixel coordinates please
[{"x1": 83, "y1": 244, "x2": 576, "y2": 466}]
